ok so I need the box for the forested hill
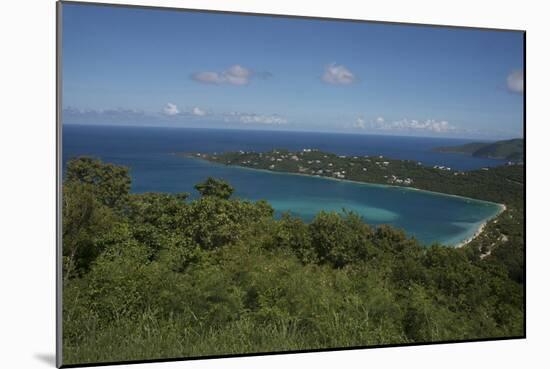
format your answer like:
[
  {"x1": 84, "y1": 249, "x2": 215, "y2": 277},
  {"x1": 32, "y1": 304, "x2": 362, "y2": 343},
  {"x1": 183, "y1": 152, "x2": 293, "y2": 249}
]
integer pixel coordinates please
[{"x1": 434, "y1": 138, "x2": 524, "y2": 161}]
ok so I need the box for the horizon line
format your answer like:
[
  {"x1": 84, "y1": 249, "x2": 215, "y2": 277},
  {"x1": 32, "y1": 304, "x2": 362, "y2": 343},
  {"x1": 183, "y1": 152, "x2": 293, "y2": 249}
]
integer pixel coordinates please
[{"x1": 62, "y1": 123, "x2": 523, "y2": 142}]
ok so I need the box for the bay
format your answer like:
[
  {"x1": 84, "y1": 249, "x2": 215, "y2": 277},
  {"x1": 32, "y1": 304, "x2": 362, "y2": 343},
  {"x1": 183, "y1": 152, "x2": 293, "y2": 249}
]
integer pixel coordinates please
[{"x1": 62, "y1": 124, "x2": 504, "y2": 246}]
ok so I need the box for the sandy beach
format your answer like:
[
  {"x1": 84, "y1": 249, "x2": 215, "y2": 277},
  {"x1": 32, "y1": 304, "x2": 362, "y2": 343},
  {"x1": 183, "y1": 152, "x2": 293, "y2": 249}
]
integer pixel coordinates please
[{"x1": 455, "y1": 203, "x2": 507, "y2": 248}]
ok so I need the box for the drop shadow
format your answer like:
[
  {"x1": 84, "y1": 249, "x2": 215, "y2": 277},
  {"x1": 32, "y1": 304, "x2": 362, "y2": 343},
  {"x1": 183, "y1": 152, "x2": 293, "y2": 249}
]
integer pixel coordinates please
[{"x1": 34, "y1": 353, "x2": 56, "y2": 367}]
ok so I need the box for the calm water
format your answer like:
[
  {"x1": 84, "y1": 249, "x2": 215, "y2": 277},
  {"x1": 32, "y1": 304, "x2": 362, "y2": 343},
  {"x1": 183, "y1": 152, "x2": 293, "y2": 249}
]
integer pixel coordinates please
[{"x1": 62, "y1": 125, "x2": 504, "y2": 246}]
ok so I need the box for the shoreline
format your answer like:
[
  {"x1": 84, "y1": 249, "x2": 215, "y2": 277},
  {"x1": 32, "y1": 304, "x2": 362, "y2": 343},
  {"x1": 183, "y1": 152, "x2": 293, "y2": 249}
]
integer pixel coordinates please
[
  {"x1": 184, "y1": 155, "x2": 507, "y2": 248},
  {"x1": 184, "y1": 154, "x2": 505, "y2": 208},
  {"x1": 265, "y1": 167, "x2": 507, "y2": 248},
  {"x1": 454, "y1": 203, "x2": 507, "y2": 248}
]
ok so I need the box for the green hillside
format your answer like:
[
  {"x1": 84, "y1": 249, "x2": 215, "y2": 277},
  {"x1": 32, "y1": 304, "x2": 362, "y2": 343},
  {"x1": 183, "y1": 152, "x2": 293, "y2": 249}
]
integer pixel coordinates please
[{"x1": 435, "y1": 139, "x2": 524, "y2": 161}]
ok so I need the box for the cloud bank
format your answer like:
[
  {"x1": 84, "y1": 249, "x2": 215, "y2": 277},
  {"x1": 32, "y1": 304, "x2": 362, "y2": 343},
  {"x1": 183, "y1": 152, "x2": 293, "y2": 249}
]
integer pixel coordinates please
[
  {"x1": 62, "y1": 107, "x2": 152, "y2": 125},
  {"x1": 224, "y1": 112, "x2": 288, "y2": 125},
  {"x1": 63, "y1": 105, "x2": 287, "y2": 128},
  {"x1": 354, "y1": 116, "x2": 457, "y2": 134}
]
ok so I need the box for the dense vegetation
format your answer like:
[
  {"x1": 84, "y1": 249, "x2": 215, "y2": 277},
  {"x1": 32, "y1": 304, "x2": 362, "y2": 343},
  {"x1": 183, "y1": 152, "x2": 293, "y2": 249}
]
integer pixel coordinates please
[
  {"x1": 434, "y1": 138, "x2": 524, "y2": 161},
  {"x1": 63, "y1": 157, "x2": 524, "y2": 365}
]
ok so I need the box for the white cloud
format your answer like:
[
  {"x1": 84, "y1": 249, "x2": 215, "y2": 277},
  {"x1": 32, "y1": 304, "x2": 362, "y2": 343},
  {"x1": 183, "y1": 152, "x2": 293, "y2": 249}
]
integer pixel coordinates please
[
  {"x1": 353, "y1": 117, "x2": 366, "y2": 129},
  {"x1": 163, "y1": 103, "x2": 180, "y2": 116},
  {"x1": 191, "y1": 107, "x2": 207, "y2": 116},
  {"x1": 225, "y1": 112, "x2": 288, "y2": 125},
  {"x1": 354, "y1": 116, "x2": 457, "y2": 134},
  {"x1": 224, "y1": 65, "x2": 251, "y2": 85},
  {"x1": 507, "y1": 70, "x2": 524, "y2": 94},
  {"x1": 322, "y1": 63, "x2": 356, "y2": 85},
  {"x1": 192, "y1": 65, "x2": 252, "y2": 86},
  {"x1": 192, "y1": 71, "x2": 224, "y2": 84}
]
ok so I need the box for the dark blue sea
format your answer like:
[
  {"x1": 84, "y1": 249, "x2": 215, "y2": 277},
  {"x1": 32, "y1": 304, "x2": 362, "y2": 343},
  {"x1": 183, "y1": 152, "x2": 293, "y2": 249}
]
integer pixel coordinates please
[{"x1": 62, "y1": 125, "x2": 505, "y2": 246}]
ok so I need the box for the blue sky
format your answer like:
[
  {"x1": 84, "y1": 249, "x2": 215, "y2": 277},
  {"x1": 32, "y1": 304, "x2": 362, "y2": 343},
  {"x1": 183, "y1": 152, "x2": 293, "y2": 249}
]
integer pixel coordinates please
[{"x1": 62, "y1": 3, "x2": 524, "y2": 139}]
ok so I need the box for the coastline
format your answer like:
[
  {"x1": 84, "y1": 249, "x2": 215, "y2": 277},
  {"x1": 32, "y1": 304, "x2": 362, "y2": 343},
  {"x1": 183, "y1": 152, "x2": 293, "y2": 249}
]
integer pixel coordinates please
[
  {"x1": 249, "y1": 164, "x2": 508, "y2": 248},
  {"x1": 454, "y1": 203, "x2": 507, "y2": 248},
  {"x1": 183, "y1": 155, "x2": 508, "y2": 248},
  {"x1": 184, "y1": 154, "x2": 505, "y2": 208}
]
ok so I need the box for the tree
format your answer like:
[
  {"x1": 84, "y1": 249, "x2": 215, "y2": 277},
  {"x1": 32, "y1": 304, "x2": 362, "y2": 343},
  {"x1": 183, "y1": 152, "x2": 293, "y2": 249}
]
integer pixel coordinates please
[
  {"x1": 309, "y1": 211, "x2": 371, "y2": 268},
  {"x1": 65, "y1": 157, "x2": 131, "y2": 208},
  {"x1": 62, "y1": 182, "x2": 116, "y2": 280},
  {"x1": 194, "y1": 177, "x2": 234, "y2": 199},
  {"x1": 267, "y1": 213, "x2": 316, "y2": 264},
  {"x1": 180, "y1": 196, "x2": 273, "y2": 250},
  {"x1": 127, "y1": 192, "x2": 188, "y2": 230}
]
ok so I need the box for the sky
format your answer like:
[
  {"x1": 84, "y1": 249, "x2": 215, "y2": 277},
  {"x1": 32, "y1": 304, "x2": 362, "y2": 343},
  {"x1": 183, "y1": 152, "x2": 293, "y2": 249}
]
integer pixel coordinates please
[{"x1": 62, "y1": 3, "x2": 524, "y2": 139}]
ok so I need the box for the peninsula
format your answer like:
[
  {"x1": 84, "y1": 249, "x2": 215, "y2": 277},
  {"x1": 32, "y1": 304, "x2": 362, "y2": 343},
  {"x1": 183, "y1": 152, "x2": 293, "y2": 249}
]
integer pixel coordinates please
[{"x1": 434, "y1": 138, "x2": 524, "y2": 161}]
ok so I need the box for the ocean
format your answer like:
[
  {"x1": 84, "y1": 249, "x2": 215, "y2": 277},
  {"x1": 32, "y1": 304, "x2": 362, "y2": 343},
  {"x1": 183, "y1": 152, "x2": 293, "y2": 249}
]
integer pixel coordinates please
[{"x1": 62, "y1": 124, "x2": 505, "y2": 246}]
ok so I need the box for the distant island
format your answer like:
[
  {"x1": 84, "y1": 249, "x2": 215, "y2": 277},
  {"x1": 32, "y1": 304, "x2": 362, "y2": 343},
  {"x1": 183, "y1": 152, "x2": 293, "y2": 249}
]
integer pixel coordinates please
[{"x1": 434, "y1": 138, "x2": 524, "y2": 161}]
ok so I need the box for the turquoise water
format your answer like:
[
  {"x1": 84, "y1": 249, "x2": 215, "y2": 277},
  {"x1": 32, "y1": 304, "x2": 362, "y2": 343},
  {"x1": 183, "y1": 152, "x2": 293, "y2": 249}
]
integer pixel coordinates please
[
  {"x1": 63, "y1": 125, "x2": 504, "y2": 246},
  {"x1": 191, "y1": 159, "x2": 501, "y2": 246}
]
